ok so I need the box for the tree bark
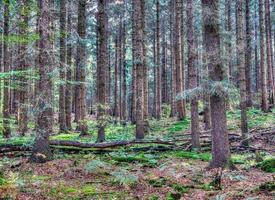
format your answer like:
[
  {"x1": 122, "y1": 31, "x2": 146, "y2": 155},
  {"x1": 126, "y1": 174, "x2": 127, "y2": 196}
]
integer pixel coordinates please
[
  {"x1": 155, "y1": 0, "x2": 161, "y2": 119},
  {"x1": 174, "y1": 0, "x2": 185, "y2": 120},
  {"x1": 187, "y1": 0, "x2": 200, "y2": 149},
  {"x1": 130, "y1": 0, "x2": 136, "y2": 123},
  {"x1": 18, "y1": 0, "x2": 30, "y2": 136},
  {"x1": 245, "y1": 0, "x2": 252, "y2": 107},
  {"x1": 259, "y1": 0, "x2": 269, "y2": 112},
  {"x1": 3, "y1": 0, "x2": 11, "y2": 138},
  {"x1": 264, "y1": 0, "x2": 274, "y2": 107},
  {"x1": 65, "y1": 0, "x2": 73, "y2": 130},
  {"x1": 59, "y1": 0, "x2": 67, "y2": 132},
  {"x1": 75, "y1": 0, "x2": 88, "y2": 135},
  {"x1": 202, "y1": 0, "x2": 231, "y2": 168},
  {"x1": 31, "y1": 0, "x2": 54, "y2": 163},
  {"x1": 97, "y1": 0, "x2": 108, "y2": 142},
  {"x1": 237, "y1": 0, "x2": 249, "y2": 145},
  {"x1": 134, "y1": 0, "x2": 145, "y2": 139}
]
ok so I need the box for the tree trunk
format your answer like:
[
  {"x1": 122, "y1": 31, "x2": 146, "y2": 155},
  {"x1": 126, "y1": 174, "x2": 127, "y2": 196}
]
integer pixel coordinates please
[
  {"x1": 114, "y1": 35, "x2": 120, "y2": 120},
  {"x1": 226, "y1": 0, "x2": 233, "y2": 82},
  {"x1": 130, "y1": 0, "x2": 136, "y2": 123},
  {"x1": 141, "y1": 0, "x2": 149, "y2": 132},
  {"x1": 97, "y1": 0, "x2": 107, "y2": 142},
  {"x1": 254, "y1": 0, "x2": 259, "y2": 92},
  {"x1": 187, "y1": 0, "x2": 200, "y2": 149},
  {"x1": 134, "y1": 0, "x2": 145, "y2": 139},
  {"x1": 264, "y1": 0, "x2": 274, "y2": 107},
  {"x1": 237, "y1": 0, "x2": 249, "y2": 145},
  {"x1": 31, "y1": 0, "x2": 54, "y2": 163},
  {"x1": 259, "y1": 0, "x2": 269, "y2": 112},
  {"x1": 3, "y1": 0, "x2": 11, "y2": 138},
  {"x1": 75, "y1": 0, "x2": 88, "y2": 135},
  {"x1": 245, "y1": 0, "x2": 252, "y2": 107},
  {"x1": 59, "y1": 0, "x2": 67, "y2": 132},
  {"x1": 202, "y1": 0, "x2": 231, "y2": 168},
  {"x1": 18, "y1": 0, "x2": 30, "y2": 136},
  {"x1": 174, "y1": 0, "x2": 185, "y2": 120},
  {"x1": 161, "y1": 29, "x2": 168, "y2": 104},
  {"x1": 155, "y1": 0, "x2": 161, "y2": 119},
  {"x1": 65, "y1": 0, "x2": 73, "y2": 131}
]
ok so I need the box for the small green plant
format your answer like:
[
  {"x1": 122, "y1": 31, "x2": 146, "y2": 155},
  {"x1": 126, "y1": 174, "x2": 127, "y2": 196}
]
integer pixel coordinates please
[
  {"x1": 172, "y1": 151, "x2": 211, "y2": 161},
  {"x1": 148, "y1": 177, "x2": 167, "y2": 187},
  {"x1": 111, "y1": 169, "x2": 138, "y2": 187},
  {"x1": 258, "y1": 181, "x2": 275, "y2": 192},
  {"x1": 85, "y1": 159, "x2": 111, "y2": 174},
  {"x1": 256, "y1": 158, "x2": 275, "y2": 173}
]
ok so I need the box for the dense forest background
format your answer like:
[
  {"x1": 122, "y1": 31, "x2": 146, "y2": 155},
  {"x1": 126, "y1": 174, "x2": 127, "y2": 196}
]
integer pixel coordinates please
[{"x1": 0, "y1": 0, "x2": 274, "y2": 199}]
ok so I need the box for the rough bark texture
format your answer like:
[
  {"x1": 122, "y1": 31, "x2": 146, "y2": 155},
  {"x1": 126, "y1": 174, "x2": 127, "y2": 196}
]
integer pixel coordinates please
[
  {"x1": 141, "y1": 0, "x2": 149, "y2": 132},
  {"x1": 174, "y1": 0, "x2": 185, "y2": 120},
  {"x1": 202, "y1": 0, "x2": 231, "y2": 168},
  {"x1": 245, "y1": 0, "x2": 252, "y2": 107},
  {"x1": 130, "y1": 0, "x2": 136, "y2": 123},
  {"x1": 31, "y1": 0, "x2": 54, "y2": 163},
  {"x1": 187, "y1": 0, "x2": 200, "y2": 149},
  {"x1": 259, "y1": 0, "x2": 269, "y2": 112},
  {"x1": 3, "y1": 0, "x2": 11, "y2": 138},
  {"x1": 134, "y1": 0, "x2": 145, "y2": 139},
  {"x1": 161, "y1": 30, "x2": 168, "y2": 104},
  {"x1": 59, "y1": 0, "x2": 67, "y2": 132},
  {"x1": 114, "y1": 35, "x2": 120, "y2": 120},
  {"x1": 264, "y1": 0, "x2": 274, "y2": 106},
  {"x1": 254, "y1": 1, "x2": 259, "y2": 92},
  {"x1": 75, "y1": 0, "x2": 88, "y2": 135},
  {"x1": 65, "y1": 0, "x2": 73, "y2": 130},
  {"x1": 18, "y1": 0, "x2": 30, "y2": 136},
  {"x1": 237, "y1": 0, "x2": 249, "y2": 145},
  {"x1": 226, "y1": 0, "x2": 233, "y2": 82},
  {"x1": 97, "y1": 0, "x2": 107, "y2": 142},
  {"x1": 155, "y1": 0, "x2": 161, "y2": 119}
]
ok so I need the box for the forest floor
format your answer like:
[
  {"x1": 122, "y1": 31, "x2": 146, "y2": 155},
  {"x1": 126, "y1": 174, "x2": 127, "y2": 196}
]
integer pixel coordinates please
[{"x1": 0, "y1": 108, "x2": 274, "y2": 200}]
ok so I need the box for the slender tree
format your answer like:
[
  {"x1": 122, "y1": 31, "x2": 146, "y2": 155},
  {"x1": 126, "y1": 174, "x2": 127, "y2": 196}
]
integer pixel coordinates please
[
  {"x1": 97, "y1": 0, "x2": 107, "y2": 142},
  {"x1": 134, "y1": 0, "x2": 145, "y2": 139},
  {"x1": 245, "y1": 0, "x2": 252, "y2": 106},
  {"x1": 59, "y1": 0, "x2": 67, "y2": 132},
  {"x1": 155, "y1": 0, "x2": 161, "y2": 119},
  {"x1": 31, "y1": 0, "x2": 54, "y2": 163},
  {"x1": 187, "y1": 0, "x2": 200, "y2": 149},
  {"x1": 3, "y1": 0, "x2": 11, "y2": 138},
  {"x1": 202, "y1": 0, "x2": 231, "y2": 168},
  {"x1": 174, "y1": 0, "x2": 185, "y2": 120},
  {"x1": 65, "y1": 0, "x2": 73, "y2": 130},
  {"x1": 18, "y1": 0, "x2": 30, "y2": 136},
  {"x1": 265, "y1": 0, "x2": 274, "y2": 106},
  {"x1": 259, "y1": 0, "x2": 269, "y2": 111},
  {"x1": 75, "y1": 0, "x2": 88, "y2": 134},
  {"x1": 237, "y1": 0, "x2": 249, "y2": 145}
]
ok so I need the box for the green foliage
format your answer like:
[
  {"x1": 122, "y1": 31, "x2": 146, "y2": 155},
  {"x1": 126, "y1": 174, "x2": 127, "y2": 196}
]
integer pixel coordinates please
[
  {"x1": 171, "y1": 151, "x2": 211, "y2": 161},
  {"x1": 256, "y1": 158, "x2": 275, "y2": 173},
  {"x1": 148, "y1": 195, "x2": 159, "y2": 200},
  {"x1": 166, "y1": 192, "x2": 181, "y2": 200},
  {"x1": 170, "y1": 183, "x2": 188, "y2": 194},
  {"x1": 85, "y1": 159, "x2": 111, "y2": 174},
  {"x1": 161, "y1": 104, "x2": 171, "y2": 119},
  {"x1": 111, "y1": 169, "x2": 138, "y2": 187},
  {"x1": 258, "y1": 181, "x2": 275, "y2": 192},
  {"x1": 167, "y1": 118, "x2": 190, "y2": 134},
  {"x1": 148, "y1": 177, "x2": 167, "y2": 187},
  {"x1": 110, "y1": 152, "x2": 158, "y2": 167}
]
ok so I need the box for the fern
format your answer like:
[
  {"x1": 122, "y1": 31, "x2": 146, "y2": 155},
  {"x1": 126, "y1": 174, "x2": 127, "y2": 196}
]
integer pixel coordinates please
[{"x1": 111, "y1": 169, "x2": 138, "y2": 187}]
